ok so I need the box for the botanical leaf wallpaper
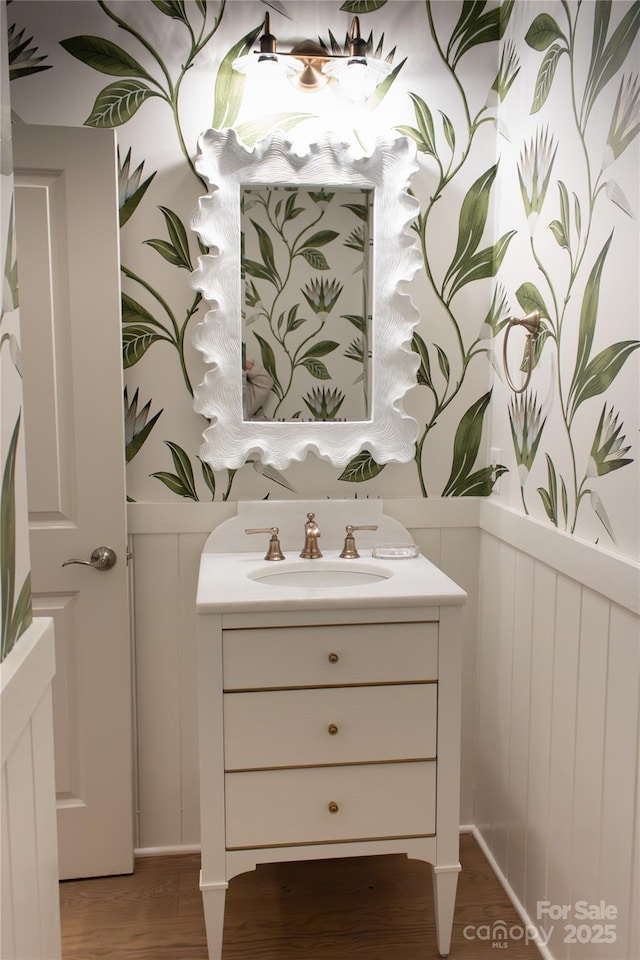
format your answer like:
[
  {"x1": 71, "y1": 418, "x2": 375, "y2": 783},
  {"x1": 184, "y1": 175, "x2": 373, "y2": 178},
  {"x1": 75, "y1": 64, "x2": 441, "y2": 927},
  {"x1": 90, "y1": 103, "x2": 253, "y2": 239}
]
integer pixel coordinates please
[
  {"x1": 4, "y1": 0, "x2": 639, "y2": 561},
  {"x1": 1, "y1": 0, "x2": 33, "y2": 660},
  {"x1": 493, "y1": 0, "x2": 640, "y2": 550}
]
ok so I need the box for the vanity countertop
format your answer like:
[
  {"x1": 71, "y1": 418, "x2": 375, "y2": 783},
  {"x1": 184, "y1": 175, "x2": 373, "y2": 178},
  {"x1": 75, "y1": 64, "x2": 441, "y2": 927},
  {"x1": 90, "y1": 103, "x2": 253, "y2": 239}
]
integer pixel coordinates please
[{"x1": 196, "y1": 549, "x2": 467, "y2": 614}]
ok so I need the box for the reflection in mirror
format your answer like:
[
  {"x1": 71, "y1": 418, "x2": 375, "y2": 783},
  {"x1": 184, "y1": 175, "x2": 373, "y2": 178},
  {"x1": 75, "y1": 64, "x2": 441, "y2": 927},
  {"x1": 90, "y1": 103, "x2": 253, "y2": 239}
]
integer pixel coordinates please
[
  {"x1": 190, "y1": 129, "x2": 421, "y2": 471},
  {"x1": 241, "y1": 184, "x2": 372, "y2": 422}
]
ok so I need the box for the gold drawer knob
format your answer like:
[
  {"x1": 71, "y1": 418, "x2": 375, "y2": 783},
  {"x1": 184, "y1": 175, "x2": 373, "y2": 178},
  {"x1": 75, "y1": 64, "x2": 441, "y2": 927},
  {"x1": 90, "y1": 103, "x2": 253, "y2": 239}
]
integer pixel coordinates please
[
  {"x1": 328, "y1": 801, "x2": 339, "y2": 814},
  {"x1": 328, "y1": 652, "x2": 339, "y2": 664},
  {"x1": 327, "y1": 723, "x2": 339, "y2": 736}
]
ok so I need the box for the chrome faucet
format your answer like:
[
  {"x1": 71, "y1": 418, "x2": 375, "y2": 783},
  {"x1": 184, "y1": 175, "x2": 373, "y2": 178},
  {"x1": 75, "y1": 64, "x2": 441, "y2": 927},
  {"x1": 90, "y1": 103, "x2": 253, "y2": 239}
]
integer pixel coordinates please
[{"x1": 300, "y1": 512, "x2": 322, "y2": 559}]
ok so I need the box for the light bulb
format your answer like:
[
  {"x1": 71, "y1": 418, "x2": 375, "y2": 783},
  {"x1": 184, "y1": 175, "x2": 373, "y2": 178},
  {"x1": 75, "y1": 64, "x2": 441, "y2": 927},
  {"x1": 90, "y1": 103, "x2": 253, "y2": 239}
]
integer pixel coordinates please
[
  {"x1": 323, "y1": 56, "x2": 391, "y2": 103},
  {"x1": 341, "y1": 60, "x2": 377, "y2": 101},
  {"x1": 232, "y1": 53, "x2": 300, "y2": 81}
]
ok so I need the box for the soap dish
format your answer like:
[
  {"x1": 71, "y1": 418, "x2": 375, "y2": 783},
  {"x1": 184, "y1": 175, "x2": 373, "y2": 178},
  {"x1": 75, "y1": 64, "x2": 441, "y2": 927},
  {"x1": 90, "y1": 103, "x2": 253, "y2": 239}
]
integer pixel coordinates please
[{"x1": 372, "y1": 542, "x2": 419, "y2": 559}]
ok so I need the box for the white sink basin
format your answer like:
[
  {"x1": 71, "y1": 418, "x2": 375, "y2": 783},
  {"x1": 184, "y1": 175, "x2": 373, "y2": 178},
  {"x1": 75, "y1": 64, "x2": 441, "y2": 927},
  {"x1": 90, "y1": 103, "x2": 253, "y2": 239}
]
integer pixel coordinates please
[
  {"x1": 196, "y1": 501, "x2": 468, "y2": 613},
  {"x1": 250, "y1": 563, "x2": 391, "y2": 588}
]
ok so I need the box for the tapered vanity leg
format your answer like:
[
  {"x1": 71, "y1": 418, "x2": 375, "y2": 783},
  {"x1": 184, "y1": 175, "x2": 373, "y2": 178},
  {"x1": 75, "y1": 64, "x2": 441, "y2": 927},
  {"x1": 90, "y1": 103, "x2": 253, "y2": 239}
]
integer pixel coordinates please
[
  {"x1": 431, "y1": 863, "x2": 461, "y2": 958},
  {"x1": 200, "y1": 874, "x2": 227, "y2": 960}
]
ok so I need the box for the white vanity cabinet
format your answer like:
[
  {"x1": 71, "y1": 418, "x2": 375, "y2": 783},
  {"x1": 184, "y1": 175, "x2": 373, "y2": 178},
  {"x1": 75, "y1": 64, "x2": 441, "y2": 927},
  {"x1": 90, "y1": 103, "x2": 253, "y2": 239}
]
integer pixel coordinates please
[
  {"x1": 223, "y1": 619, "x2": 439, "y2": 848},
  {"x1": 196, "y1": 501, "x2": 466, "y2": 960}
]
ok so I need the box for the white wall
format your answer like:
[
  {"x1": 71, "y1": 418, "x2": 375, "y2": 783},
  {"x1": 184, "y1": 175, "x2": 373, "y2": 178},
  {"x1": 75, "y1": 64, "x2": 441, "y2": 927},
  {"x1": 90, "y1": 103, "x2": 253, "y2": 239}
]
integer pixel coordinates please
[
  {"x1": 1, "y1": 618, "x2": 60, "y2": 960},
  {"x1": 476, "y1": 502, "x2": 639, "y2": 960}
]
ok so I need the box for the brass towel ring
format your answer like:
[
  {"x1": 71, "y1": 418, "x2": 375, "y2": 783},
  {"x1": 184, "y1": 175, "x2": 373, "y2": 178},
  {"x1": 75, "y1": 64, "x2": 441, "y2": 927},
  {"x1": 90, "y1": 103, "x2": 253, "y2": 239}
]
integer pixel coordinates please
[{"x1": 502, "y1": 311, "x2": 541, "y2": 394}]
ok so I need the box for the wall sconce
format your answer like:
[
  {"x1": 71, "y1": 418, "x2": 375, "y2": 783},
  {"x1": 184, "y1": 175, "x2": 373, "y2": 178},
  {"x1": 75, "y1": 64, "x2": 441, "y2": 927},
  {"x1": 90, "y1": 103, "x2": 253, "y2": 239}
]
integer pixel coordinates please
[{"x1": 232, "y1": 13, "x2": 392, "y2": 100}]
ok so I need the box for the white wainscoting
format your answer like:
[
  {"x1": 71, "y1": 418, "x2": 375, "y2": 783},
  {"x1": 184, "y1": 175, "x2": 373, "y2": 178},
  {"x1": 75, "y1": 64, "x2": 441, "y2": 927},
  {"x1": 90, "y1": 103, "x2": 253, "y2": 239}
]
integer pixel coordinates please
[
  {"x1": 476, "y1": 501, "x2": 639, "y2": 960},
  {"x1": 127, "y1": 498, "x2": 639, "y2": 960},
  {"x1": 1, "y1": 617, "x2": 61, "y2": 960}
]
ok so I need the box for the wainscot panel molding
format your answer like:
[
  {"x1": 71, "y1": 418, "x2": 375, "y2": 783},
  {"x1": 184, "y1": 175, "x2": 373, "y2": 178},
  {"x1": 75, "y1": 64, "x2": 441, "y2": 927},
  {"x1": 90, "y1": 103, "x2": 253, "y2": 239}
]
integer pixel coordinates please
[
  {"x1": 480, "y1": 499, "x2": 640, "y2": 615},
  {"x1": 126, "y1": 498, "x2": 481, "y2": 536},
  {"x1": 475, "y1": 508, "x2": 639, "y2": 960},
  {"x1": 1, "y1": 618, "x2": 61, "y2": 960},
  {"x1": 127, "y1": 501, "x2": 236, "y2": 535}
]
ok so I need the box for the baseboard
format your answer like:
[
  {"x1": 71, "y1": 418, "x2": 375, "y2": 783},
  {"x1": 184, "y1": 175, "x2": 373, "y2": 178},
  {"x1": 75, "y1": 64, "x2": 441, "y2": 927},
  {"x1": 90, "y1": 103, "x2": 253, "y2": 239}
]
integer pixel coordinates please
[
  {"x1": 469, "y1": 826, "x2": 552, "y2": 960},
  {"x1": 135, "y1": 844, "x2": 202, "y2": 858}
]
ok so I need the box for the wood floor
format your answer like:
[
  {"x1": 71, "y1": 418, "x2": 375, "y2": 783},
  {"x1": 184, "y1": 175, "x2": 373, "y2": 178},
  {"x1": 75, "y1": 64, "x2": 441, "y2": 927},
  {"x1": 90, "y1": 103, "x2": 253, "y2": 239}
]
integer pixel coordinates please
[{"x1": 60, "y1": 833, "x2": 542, "y2": 959}]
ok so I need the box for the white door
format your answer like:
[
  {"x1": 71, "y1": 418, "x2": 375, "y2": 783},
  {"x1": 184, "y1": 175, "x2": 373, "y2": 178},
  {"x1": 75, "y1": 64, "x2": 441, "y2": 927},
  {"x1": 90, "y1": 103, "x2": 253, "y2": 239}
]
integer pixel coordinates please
[{"x1": 13, "y1": 123, "x2": 134, "y2": 879}]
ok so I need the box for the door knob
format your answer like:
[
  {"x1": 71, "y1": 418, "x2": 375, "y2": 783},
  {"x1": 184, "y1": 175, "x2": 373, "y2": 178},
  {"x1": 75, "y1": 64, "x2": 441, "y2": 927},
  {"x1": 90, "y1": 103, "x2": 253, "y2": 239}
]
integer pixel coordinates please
[{"x1": 62, "y1": 546, "x2": 117, "y2": 570}]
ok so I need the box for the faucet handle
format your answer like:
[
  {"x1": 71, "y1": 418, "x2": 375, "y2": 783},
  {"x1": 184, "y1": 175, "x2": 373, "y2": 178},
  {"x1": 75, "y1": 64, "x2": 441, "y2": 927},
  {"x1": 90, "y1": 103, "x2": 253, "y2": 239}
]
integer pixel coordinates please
[
  {"x1": 339, "y1": 524, "x2": 379, "y2": 559},
  {"x1": 245, "y1": 526, "x2": 285, "y2": 561}
]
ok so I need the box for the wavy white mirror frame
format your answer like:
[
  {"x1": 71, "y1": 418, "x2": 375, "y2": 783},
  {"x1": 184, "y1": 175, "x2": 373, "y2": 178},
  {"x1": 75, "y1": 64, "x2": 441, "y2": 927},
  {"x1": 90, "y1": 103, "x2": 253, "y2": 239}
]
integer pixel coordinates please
[{"x1": 190, "y1": 129, "x2": 421, "y2": 470}]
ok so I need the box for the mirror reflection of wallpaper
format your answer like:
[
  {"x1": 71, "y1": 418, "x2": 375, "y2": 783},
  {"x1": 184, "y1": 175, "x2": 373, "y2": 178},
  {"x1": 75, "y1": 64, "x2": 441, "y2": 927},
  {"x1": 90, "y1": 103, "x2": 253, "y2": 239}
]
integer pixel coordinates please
[{"x1": 241, "y1": 185, "x2": 371, "y2": 422}]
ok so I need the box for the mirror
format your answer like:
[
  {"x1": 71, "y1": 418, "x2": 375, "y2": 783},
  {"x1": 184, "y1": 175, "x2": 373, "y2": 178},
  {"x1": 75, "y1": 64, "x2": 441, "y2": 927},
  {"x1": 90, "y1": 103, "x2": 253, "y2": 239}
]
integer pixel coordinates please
[
  {"x1": 240, "y1": 183, "x2": 373, "y2": 423},
  {"x1": 190, "y1": 129, "x2": 421, "y2": 470}
]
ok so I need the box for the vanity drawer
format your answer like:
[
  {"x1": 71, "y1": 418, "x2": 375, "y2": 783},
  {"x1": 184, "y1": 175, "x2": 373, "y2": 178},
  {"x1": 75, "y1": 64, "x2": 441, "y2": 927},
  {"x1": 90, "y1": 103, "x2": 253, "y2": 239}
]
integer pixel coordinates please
[
  {"x1": 224, "y1": 683, "x2": 437, "y2": 769},
  {"x1": 225, "y1": 761, "x2": 436, "y2": 849},
  {"x1": 222, "y1": 621, "x2": 438, "y2": 690}
]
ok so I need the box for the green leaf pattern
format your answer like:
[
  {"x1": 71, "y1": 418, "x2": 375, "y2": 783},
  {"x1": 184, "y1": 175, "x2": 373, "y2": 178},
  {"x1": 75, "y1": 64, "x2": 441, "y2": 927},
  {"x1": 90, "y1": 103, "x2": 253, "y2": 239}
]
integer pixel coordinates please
[
  {"x1": 85, "y1": 79, "x2": 159, "y2": 127},
  {"x1": 512, "y1": 0, "x2": 640, "y2": 541},
  {"x1": 1, "y1": 416, "x2": 32, "y2": 660},
  {"x1": 442, "y1": 393, "x2": 493, "y2": 496},
  {"x1": 59, "y1": 35, "x2": 154, "y2": 80},
  {"x1": 2, "y1": 0, "x2": 636, "y2": 561}
]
